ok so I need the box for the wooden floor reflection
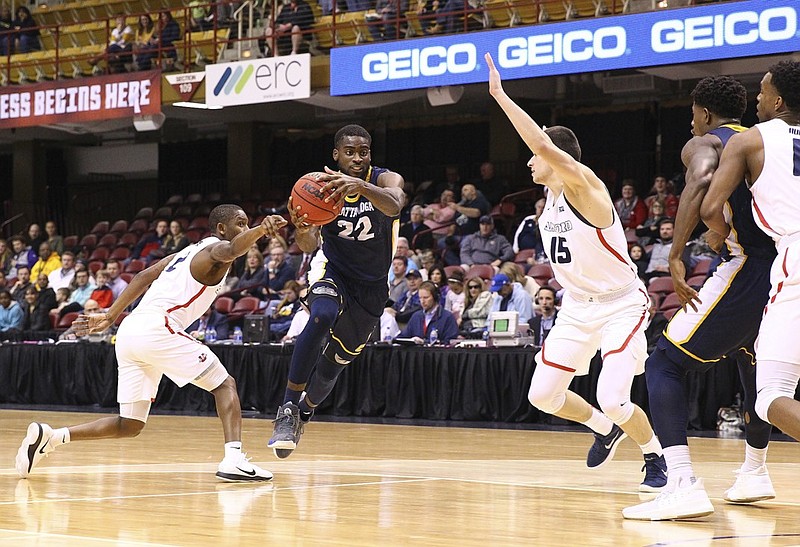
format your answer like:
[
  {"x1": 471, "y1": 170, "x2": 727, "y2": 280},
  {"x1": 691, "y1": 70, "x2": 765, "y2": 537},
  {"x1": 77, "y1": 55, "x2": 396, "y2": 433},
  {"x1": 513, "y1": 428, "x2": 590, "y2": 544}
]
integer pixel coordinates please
[{"x1": 1, "y1": 409, "x2": 800, "y2": 546}]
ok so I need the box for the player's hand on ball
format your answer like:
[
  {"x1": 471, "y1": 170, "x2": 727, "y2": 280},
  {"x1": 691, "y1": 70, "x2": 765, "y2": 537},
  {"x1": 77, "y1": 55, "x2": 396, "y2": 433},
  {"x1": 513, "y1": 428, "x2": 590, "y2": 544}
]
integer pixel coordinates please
[
  {"x1": 261, "y1": 214, "x2": 288, "y2": 237},
  {"x1": 321, "y1": 166, "x2": 364, "y2": 207},
  {"x1": 73, "y1": 313, "x2": 113, "y2": 336},
  {"x1": 287, "y1": 196, "x2": 313, "y2": 232}
]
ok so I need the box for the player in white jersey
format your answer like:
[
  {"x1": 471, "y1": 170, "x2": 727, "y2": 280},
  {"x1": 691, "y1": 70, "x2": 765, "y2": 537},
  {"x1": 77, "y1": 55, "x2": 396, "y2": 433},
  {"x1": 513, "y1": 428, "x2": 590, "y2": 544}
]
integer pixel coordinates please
[
  {"x1": 15, "y1": 205, "x2": 287, "y2": 482},
  {"x1": 486, "y1": 54, "x2": 666, "y2": 492},
  {"x1": 702, "y1": 60, "x2": 800, "y2": 442}
]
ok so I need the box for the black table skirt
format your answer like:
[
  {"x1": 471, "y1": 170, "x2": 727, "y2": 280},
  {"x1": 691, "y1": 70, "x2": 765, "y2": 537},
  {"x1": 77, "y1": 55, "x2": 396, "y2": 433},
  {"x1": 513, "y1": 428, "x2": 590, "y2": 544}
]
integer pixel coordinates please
[{"x1": 0, "y1": 342, "x2": 742, "y2": 428}]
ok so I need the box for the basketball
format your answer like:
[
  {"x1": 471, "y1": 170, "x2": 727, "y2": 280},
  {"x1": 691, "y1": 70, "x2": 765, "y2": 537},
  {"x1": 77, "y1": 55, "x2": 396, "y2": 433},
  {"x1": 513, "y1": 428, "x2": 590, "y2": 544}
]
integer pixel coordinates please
[{"x1": 290, "y1": 172, "x2": 341, "y2": 226}]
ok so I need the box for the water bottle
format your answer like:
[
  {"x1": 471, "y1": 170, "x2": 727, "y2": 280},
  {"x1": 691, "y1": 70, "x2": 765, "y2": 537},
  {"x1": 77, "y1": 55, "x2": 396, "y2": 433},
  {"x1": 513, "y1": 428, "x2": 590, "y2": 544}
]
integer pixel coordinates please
[
  {"x1": 233, "y1": 326, "x2": 243, "y2": 345},
  {"x1": 205, "y1": 327, "x2": 217, "y2": 344},
  {"x1": 382, "y1": 325, "x2": 393, "y2": 342},
  {"x1": 429, "y1": 328, "x2": 439, "y2": 346}
]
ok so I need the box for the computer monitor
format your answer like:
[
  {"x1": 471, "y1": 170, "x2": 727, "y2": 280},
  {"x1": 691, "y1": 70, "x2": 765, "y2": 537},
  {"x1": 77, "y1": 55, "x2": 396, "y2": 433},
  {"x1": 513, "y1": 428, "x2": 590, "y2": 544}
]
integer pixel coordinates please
[
  {"x1": 488, "y1": 311, "x2": 519, "y2": 338},
  {"x1": 243, "y1": 314, "x2": 270, "y2": 343}
]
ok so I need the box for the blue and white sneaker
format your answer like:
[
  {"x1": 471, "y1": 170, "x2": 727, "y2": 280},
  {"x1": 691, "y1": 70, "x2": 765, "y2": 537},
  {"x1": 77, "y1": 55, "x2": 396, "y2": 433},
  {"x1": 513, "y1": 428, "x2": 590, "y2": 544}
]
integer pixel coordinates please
[
  {"x1": 268, "y1": 402, "x2": 308, "y2": 459},
  {"x1": 586, "y1": 424, "x2": 627, "y2": 468},
  {"x1": 640, "y1": 453, "x2": 668, "y2": 492}
]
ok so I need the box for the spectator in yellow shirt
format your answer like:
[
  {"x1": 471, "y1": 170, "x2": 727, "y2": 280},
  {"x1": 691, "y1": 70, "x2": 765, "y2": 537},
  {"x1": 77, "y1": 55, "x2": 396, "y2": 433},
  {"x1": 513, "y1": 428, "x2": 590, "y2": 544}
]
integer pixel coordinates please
[{"x1": 30, "y1": 242, "x2": 61, "y2": 280}]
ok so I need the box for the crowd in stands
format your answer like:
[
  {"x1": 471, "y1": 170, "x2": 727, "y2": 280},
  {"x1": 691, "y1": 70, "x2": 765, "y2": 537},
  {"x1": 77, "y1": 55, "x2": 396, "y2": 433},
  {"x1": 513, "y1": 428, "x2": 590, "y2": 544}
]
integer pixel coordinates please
[{"x1": 1, "y1": 165, "x2": 715, "y2": 349}]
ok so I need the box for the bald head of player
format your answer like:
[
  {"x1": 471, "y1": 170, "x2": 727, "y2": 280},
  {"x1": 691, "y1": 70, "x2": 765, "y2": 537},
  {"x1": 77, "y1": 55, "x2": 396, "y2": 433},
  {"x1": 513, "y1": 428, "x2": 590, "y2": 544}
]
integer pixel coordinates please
[
  {"x1": 757, "y1": 60, "x2": 800, "y2": 123},
  {"x1": 209, "y1": 204, "x2": 249, "y2": 242},
  {"x1": 690, "y1": 76, "x2": 747, "y2": 138}
]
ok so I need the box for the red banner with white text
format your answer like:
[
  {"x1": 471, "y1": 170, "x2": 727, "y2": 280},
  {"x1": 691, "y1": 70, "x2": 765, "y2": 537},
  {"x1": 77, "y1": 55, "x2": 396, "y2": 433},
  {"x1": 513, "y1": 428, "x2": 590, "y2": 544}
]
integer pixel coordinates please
[{"x1": 0, "y1": 70, "x2": 162, "y2": 129}]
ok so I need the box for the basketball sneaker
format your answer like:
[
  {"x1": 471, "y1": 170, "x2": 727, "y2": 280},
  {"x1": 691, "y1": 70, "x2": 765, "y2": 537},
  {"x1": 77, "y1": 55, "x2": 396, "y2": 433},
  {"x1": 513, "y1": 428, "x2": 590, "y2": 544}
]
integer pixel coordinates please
[
  {"x1": 15, "y1": 422, "x2": 56, "y2": 479},
  {"x1": 586, "y1": 424, "x2": 627, "y2": 468},
  {"x1": 724, "y1": 465, "x2": 776, "y2": 504},
  {"x1": 623, "y1": 476, "x2": 714, "y2": 520},
  {"x1": 268, "y1": 402, "x2": 307, "y2": 459},
  {"x1": 639, "y1": 453, "x2": 668, "y2": 493},
  {"x1": 216, "y1": 453, "x2": 273, "y2": 482}
]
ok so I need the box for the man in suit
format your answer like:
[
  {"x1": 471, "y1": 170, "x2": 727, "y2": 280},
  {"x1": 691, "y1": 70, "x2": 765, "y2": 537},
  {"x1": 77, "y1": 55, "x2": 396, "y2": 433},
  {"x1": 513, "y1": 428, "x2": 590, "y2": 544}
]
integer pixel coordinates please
[
  {"x1": 529, "y1": 285, "x2": 558, "y2": 347},
  {"x1": 187, "y1": 306, "x2": 230, "y2": 341}
]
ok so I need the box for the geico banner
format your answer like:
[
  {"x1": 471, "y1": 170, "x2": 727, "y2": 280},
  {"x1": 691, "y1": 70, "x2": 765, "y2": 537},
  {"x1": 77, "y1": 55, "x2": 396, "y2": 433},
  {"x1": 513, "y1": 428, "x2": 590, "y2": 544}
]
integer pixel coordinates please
[
  {"x1": 205, "y1": 55, "x2": 311, "y2": 107},
  {"x1": 330, "y1": 0, "x2": 798, "y2": 95},
  {"x1": 0, "y1": 70, "x2": 161, "y2": 129}
]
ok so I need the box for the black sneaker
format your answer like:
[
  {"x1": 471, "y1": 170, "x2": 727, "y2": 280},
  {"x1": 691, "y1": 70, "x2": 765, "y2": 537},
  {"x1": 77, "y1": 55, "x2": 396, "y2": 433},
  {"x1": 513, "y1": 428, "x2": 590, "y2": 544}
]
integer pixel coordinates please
[
  {"x1": 268, "y1": 402, "x2": 304, "y2": 459},
  {"x1": 639, "y1": 453, "x2": 668, "y2": 492},
  {"x1": 586, "y1": 424, "x2": 627, "y2": 468}
]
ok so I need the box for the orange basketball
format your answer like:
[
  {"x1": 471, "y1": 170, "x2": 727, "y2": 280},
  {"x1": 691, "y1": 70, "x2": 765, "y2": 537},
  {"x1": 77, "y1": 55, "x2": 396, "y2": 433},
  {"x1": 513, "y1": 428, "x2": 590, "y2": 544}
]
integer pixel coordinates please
[{"x1": 290, "y1": 172, "x2": 341, "y2": 226}]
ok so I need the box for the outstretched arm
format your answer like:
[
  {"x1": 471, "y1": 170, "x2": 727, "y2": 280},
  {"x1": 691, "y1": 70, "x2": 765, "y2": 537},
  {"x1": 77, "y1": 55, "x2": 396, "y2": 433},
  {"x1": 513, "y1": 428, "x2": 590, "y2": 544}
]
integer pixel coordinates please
[
  {"x1": 485, "y1": 53, "x2": 611, "y2": 227},
  {"x1": 670, "y1": 135, "x2": 720, "y2": 311}
]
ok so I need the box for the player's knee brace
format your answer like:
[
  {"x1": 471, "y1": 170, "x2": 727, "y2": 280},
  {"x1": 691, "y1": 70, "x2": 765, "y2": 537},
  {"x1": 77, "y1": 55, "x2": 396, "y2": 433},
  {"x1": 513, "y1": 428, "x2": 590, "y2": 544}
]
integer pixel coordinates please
[
  {"x1": 597, "y1": 395, "x2": 635, "y2": 424},
  {"x1": 754, "y1": 361, "x2": 799, "y2": 423},
  {"x1": 528, "y1": 383, "x2": 566, "y2": 415}
]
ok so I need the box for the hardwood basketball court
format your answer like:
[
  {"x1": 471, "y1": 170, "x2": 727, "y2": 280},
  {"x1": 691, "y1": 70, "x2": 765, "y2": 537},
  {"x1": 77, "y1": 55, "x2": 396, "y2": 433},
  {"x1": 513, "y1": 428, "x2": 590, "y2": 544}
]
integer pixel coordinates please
[{"x1": 1, "y1": 409, "x2": 799, "y2": 545}]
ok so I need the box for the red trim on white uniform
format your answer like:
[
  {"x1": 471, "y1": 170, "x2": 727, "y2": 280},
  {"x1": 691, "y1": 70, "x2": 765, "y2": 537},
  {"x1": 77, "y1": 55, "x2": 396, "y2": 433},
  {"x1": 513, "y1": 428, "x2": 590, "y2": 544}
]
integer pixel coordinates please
[
  {"x1": 540, "y1": 342, "x2": 576, "y2": 373},
  {"x1": 752, "y1": 197, "x2": 775, "y2": 234},
  {"x1": 601, "y1": 289, "x2": 648, "y2": 360},
  {"x1": 595, "y1": 228, "x2": 628, "y2": 265},
  {"x1": 166, "y1": 285, "x2": 207, "y2": 314}
]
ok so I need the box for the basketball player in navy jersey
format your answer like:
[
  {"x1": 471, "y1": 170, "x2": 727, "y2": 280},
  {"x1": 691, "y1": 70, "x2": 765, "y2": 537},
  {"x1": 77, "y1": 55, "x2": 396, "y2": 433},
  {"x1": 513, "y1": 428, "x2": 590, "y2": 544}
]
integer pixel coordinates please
[
  {"x1": 486, "y1": 54, "x2": 667, "y2": 492},
  {"x1": 269, "y1": 124, "x2": 405, "y2": 458},
  {"x1": 702, "y1": 62, "x2": 800, "y2": 454},
  {"x1": 624, "y1": 76, "x2": 777, "y2": 521}
]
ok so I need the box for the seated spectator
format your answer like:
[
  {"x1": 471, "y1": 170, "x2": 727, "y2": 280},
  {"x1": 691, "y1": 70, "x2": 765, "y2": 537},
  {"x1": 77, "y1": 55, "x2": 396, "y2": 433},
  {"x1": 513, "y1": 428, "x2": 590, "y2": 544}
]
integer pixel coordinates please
[
  {"x1": 430, "y1": 0, "x2": 464, "y2": 34},
  {"x1": 0, "y1": 289, "x2": 23, "y2": 340},
  {"x1": 499, "y1": 261, "x2": 538, "y2": 302},
  {"x1": 460, "y1": 215, "x2": 514, "y2": 273},
  {"x1": 266, "y1": 244, "x2": 295, "y2": 299},
  {"x1": 368, "y1": 0, "x2": 408, "y2": 41},
  {"x1": 389, "y1": 237, "x2": 419, "y2": 282},
  {"x1": 426, "y1": 264, "x2": 448, "y2": 303},
  {"x1": 283, "y1": 307, "x2": 311, "y2": 343},
  {"x1": 105, "y1": 259, "x2": 129, "y2": 300},
  {"x1": 614, "y1": 181, "x2": 648, "y2": 231},
  {"x1": 58, "y1": 299, "x2": 106, "y2": 341},
  {"x1": 528, "y1": 285, "x2": 558, "y2": 347},
  {"x1": 13, "y1": 6, "x2": 40, "y2": 54},
  {"x1": 235, "y1": 248, "x2": 268, "y2": 300},
  {"x1": 400, "y1": 205, "x2": 434, "y2": 252},
  {"x1": 31, "y1": 241, "x2": 61, "y2": 281},
  {"x1": 450, "y1": 184, "x2": 490, "y2": 237},
  {"x1": 389, "y1": 256, "x2": 409, "y2": 306},
  {"x1": 389, "y1": 269, "x2": 423, "y2": 324},
  {"x1": 9, "y1": 265, "x2": 32, "y2": 306},
  {"x1": 629, "y1": 244, "x2": 648, "y2": 281},
  {"x1": 189, "y1": 0, "x2": 213, "y2": 31},
  {"x1": 512, "y1": 197, "x2": 545, "y2": 263},
  {"x1": 0, "y1": 237, "x2": 11, "y2": 273},
  {"x1": 147, "y1": 220, "x2": 189, "y2": 264},
  {"x1": 48, "y1": 251, "x2": 76, "y2": 291},
  {"x1": 459, "y1": 277, "x2": 492, "y2": 334},
  {"x1": 264, "y1": 0, "x2": 313, "y2": 57},
  {"x1": 423, "y1": 189, "x2": 456, "y2": 241},
  {"x1": 7, "y1": 236, "x2": 36, "y2": 279},
  {"x1": 129, "y1": 219, "x2": 169, "y2": 263},
  {"x1": 270, "y1": 280, "x2": 302, "y2": 339},
  {"x1": 440, "y1": 234, "x2": 462, "y2": 267},
  {"x1": 27, "y1": 223, "x2": 44, "y2": 254},
  {"x1": 90, "y1": 270, "x2": 115, "y2": 309},
  {"x1": 34, "y1": 273, "x2": 57, "y2": 312},
  {"x1": 187, "y1": 305, "x2": 230, "y2": 341},
  {"x1": 397, "y1": 281, "x2": 458, "y2": 344},
  {"x1": 89, "y1": 13, "x2": 134, "y2": 74},
  {"x1": 444, "y1": 269, "x2": 465, "y2": 322},
  {"x1": 644, "y1": 218, "x2": 674, "y2": 284},
  {"x1": 644, "y1": 174, "x2": 679, "y2": 218},
  {"x1": 0, "y1": 270, "x2": 6, "y2": 288},
  {"x1": 488, "y1": 273, "x2": 533, "y2": 324},
  {"x1": 155, "y1": 11, "x2": 181, "y2": 69},
  {"x1": 635, "y1": 199, "x2": 667, "y2": 246},
  {"x1": 55, "y1": 287, "x2": 71, "y2": 313},
  {"x1": 472, "y1": 161, "x2": 509, "y2": 207},
  {"x1": 44, "y1": 221, "x2": 64, "y2": 255},
  {"x1": 62, "y1": 269, "x2": 96, "y2": 316},
  {"x1": 22, "y1": 286, "x2": 50, "y2": 332},
  {"x1": 0, "y1": 6, "x2": 13, "y2": 57},
  {"x1": 133, "y1": 14, "x2": 157, "y2": 71}
]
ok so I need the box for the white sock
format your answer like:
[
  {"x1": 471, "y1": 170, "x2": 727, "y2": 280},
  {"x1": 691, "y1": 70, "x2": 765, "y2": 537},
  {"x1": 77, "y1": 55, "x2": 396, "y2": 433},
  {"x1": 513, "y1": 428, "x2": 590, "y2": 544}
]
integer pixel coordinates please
[
  {"x1": 639, "y1": 434, "x2": 663, "y2": 456},
  {"x1": 52, "y1": 427, "x2": 70, "y2": 447},
  {"x1": 663, "y1": 445, "x2": 694, "y2": 487},
  {"x1": 582, "y1": 408, "x2": 613, "y2": 436},
  {"x1": 742, "y1": 444, "x2": 768, "y2": 472},
  {"x1": 224, "y1": 441, "x2": 242, "y2": 460}
]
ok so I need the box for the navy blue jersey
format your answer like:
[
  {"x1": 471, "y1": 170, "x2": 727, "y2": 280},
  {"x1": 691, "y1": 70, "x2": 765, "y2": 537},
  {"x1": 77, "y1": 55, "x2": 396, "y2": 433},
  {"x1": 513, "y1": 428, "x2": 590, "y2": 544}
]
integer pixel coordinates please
[
  {"x1": 319, "y1": 165, "x2": 399, "y2": 283},
  {"x1": 709, "y1": 125, "x2": 777, "y2": 262}
]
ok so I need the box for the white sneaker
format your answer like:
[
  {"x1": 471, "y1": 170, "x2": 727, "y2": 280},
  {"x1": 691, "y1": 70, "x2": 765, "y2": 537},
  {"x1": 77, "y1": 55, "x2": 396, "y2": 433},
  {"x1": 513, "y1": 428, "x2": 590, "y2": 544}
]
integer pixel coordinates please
[
  {"x1": 216, "y1": 453, "x2": 273, "y2": 482},
  {"x1": 724, "y1": 465, "x2": 776, "y2": 504},
  {"x1": 16, "y1": 422, "x2": 56, "y2": 479},
  {"x1": 623, "y1": 477, "x2": 714, "y2": 521}
]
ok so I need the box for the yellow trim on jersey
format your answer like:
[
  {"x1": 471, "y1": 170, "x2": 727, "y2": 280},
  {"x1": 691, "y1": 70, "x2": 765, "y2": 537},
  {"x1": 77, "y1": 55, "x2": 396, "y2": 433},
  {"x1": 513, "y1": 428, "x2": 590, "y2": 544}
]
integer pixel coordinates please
[
  {"x1": 739, "y1": 347, "x2": 756, "y2": 366},
  {"x1": 344, "y1": 166, "x2": 373, "y2": 203},
  {"x1": 665, "y1": 255, "x2": 747, "y2": 346},
  {"x1": 391, "y1": 218, "x2": 400, "y2": 256},
  {"x1": 721, "y1": 123, "x2": 747, "y2": 133},
  {"x1": 666, "y1": 339, "x2": 725, "y2": 364},
  {"x1": 331, "y1": 333, "x2": 364, "y2": 356}
]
